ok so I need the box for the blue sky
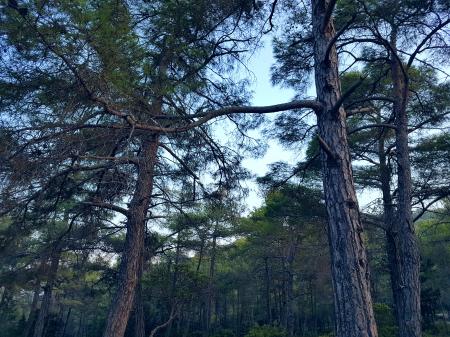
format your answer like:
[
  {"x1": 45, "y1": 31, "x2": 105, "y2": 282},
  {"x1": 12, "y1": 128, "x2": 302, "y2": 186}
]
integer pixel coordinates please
[
  {"x1": 241, "y1": 39, "x2": 379, "y2": 213},
  {"x1": 242, "y1": 39, "x2": 298, "y2": 212}
]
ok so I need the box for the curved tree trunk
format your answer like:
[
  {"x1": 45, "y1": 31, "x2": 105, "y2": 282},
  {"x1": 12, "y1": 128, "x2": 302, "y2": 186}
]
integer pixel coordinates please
[
  {"x1": 311, "y1": 1, "x2": 378, "y2": 336},
  {"x1": 102, "y1": 137, "x2": 159, "y2": 337},
  {"x1": 389, "y1": 33, "x2": 422, "y2": 337}
]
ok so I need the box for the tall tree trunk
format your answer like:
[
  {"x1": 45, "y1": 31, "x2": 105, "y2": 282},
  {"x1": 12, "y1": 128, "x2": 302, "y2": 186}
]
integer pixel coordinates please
[
  {"x1": 206, "y1": 233, "x2": 217, "y2": 336},
  {"x1": 263, "y1": 256, "x2": 272, "y2": 324},
  {"x1": 126, "y1": 246, "x2": 145, "y2": 337},
  {"x1": 389, "y1": 31, "x2": 422, "y2": 337},
  {"x1": 166, "y1": 235, "x2": 181, "y2": 337},
  {"x1": 58, "y1": 307, "x2": 71, "y2": 337},
  {"x1": 285, "y1": 235, "x2": 299, "y2": 337},
  {"x1": 23, "y1": 281, "x2": 41, "y2": 337},
  {"x1": 102, "y1": 136, "x2": 159, "y2": 337},
  {"x1": 33, "y1": 247, "x2": 62, "y2": 337},
  {"x1": 183, "y1": 238, "x2": 205, "y2": 337},
  {"x1": 310, "y1": 1, "x2": 378, "y2": 336},
  {"x1": 133, "y1": 280, "x2": 145, "y2": 337},
  {"x1": 281, "y1": 257, "x2": 288, "y2": 330},
  {"x1": 376, "y1": 113, "x2": 402, "y2": 322}
]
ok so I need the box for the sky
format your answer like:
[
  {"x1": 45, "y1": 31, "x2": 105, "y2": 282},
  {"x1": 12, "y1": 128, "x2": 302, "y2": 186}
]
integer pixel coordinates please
[
  {"x1": 240, "y1": 39, "x2": 380, "y2": 214},
  {"x1": 240, "y1": 39, "x2": 302, "y2": 213},
  {"x1": 241, "y1": 40, "x2": 296, "y2": 211}
]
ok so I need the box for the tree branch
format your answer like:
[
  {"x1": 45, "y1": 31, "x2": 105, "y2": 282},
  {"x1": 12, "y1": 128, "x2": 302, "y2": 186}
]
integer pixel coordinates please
[
  {"x1": 263, "y1": 0, "x2": 279, "y2": 34},
  {"x1": 149, "y1": 305, "x2": 179, "y2": 337},
  {"x1": 331, "y1": 76, "x2": 366, "y2": 114},
  {"x1": 82, "y1": 201, "x2": 129, "y2": 217},
  {"x1": 348, "y1": 123, "x2": 397, "y2": 135},
  {"x1": 407, "y1": 17, "x2": 450, "y2": 69},
  {"x1": 317, "y1": 135, "x2": 337, "y2": 161},
  {"x1": 135, "y1": 100, "x2": 324, "y2": 133}
]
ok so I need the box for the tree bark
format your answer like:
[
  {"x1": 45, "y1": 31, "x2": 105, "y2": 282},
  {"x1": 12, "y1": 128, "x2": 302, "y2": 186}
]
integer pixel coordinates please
[
  {"x1": 311, "y1": 1, "x2": 378, "y2": 336},
  {"x1": 102, "y1": 137, "x2": 159, "y2": 337},
  {"x1": 132, "y1": 277, "x2": 146, "y2": 337},
  {"x1": 389, "y1": 32, "x2": 422, "y2": 337},
  {"x1": 376, "y1": 113, "x2": 403, "y2": 323}
]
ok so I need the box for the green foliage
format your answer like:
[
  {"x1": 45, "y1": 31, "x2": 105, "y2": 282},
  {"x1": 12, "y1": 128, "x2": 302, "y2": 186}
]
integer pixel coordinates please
[
  {"x1": 423, "y1": 321, "x2": 450, "y2": 337},
  {"x1": 244, "y1": 325, "x2": 287, "y2": 337},
  {"x1": 373, "y1": 303, "x2": 398, "y2": 337}
]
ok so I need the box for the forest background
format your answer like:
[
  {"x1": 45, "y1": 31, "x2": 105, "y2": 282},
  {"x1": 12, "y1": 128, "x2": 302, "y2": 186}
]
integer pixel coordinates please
[{"x1": 0, "y1": 1, "x2": 449, "y2": 337}]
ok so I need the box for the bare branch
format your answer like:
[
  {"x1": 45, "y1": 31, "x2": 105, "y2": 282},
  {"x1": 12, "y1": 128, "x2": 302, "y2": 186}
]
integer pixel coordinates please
[
  {"x1": 149, "y1": 305, "x2": 179, "y2": 337},
  {"x1": 407, "y1": 17, "x2": 450, "y2": 69},
  {"x1": 264, "y1": 0, "x2": 279, "y2": 34},
  {"x1": 82, "y1": 201, "x2": 129, "y2": 217},
  {"x1": 317, "y1": 135, "x2": 337, "y2": 161},
  {"x1": 348, "y1": 123, "x2": 397, "y2": 135}
]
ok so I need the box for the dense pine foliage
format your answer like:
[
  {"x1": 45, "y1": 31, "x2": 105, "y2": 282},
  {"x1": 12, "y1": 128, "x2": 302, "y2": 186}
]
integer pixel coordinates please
[{"x1": 0, "y1": 1, "x2": 449, "y2": 337}]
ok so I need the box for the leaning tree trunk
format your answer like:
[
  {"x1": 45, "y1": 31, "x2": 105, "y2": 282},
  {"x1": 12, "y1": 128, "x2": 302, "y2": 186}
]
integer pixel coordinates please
[
  {"x1": 389, "y1": 32, "x2": 422, "y2": 337},
  {"x1": 102, "y1": 136, "x2": 159, "y2": 337},
  {"x1": 311, "y1": 1, "x2": 378, "y2": 336},
  {"x1": 33, "y1": 247, "x2": 62, "y2": 337}
]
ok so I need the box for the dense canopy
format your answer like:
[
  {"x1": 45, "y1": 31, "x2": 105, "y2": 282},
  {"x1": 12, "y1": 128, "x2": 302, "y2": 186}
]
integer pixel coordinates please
[{"x1": 0, "y1": 1, "x2": 449, "y2": 337}]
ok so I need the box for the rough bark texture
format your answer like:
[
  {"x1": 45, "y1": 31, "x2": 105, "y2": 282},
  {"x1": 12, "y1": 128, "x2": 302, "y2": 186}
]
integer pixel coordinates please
[
  {"x1": 389, "y1": 35, "x2": 422, "y2": 337},
  {"x1": 311, "y1": 1, "x2": 378, "y2": 336},
  {"x1": 126, "y1": 270, "x2": 145, "y2": 337},
  {"x1": 133, "y1": 280, "x2": 145, "y2": 337},
  {"x1": 102, "y1": 137, "x2": 159, "y2": 337}
]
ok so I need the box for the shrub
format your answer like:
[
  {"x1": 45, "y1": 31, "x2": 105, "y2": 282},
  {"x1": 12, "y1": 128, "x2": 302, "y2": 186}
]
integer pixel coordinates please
[{"x1": 373, "y1": 303, "x2": 398, "y2": 337}]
